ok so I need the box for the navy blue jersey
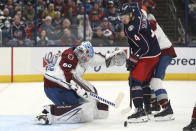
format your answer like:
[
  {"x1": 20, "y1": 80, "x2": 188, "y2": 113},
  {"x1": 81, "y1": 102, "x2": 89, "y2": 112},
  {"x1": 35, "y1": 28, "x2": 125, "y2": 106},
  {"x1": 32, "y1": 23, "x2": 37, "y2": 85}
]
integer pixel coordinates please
[{"x1": 124, "y1": 3, "x2": 160, "y2": 58}]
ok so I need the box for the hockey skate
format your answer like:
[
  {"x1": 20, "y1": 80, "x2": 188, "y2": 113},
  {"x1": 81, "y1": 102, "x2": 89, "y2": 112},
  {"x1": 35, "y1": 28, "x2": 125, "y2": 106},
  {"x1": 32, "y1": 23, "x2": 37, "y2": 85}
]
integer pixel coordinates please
[
  {"x1": 145, "y1": 104, "x2": 152, "y2": 115},
  {"x1": 34, "y1": 106, "x2": 51, "y2": 125},
  {"x1": 154, "y1": 101, "x2": 175, "y2": 121},
  {"x1": 183, "y1": 119, "x2": 196, "y2": 131},
  {"x1": 151, "y1": 101, "x2": 161, "y2": 112},
  {"x1": 126, "y1": 108, "x2": 148, "y2": 123},
  {"x1": 34, "y1": 114, "x2": 49, "y2": 125}
]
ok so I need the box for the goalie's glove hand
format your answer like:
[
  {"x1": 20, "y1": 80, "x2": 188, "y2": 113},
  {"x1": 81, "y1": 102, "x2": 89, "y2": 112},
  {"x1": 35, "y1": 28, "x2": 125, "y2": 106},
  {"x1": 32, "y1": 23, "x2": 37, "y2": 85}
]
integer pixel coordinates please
[
  {"x1": 105, "y1": 47, "x2": 126, "y2": 67},
  {"x1": 70, "y1": 80, "x2": 89, "y2": 99},
  {"x1": 126, "y1": 54, "x2": 138, "y2": 71}
]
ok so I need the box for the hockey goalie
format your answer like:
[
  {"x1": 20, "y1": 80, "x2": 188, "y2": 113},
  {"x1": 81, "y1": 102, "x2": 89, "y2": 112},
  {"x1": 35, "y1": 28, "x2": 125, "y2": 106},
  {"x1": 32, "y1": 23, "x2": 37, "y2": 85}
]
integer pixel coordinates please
[{"x1": 34, "y1": 41, "x2": 127, "y2": 124}]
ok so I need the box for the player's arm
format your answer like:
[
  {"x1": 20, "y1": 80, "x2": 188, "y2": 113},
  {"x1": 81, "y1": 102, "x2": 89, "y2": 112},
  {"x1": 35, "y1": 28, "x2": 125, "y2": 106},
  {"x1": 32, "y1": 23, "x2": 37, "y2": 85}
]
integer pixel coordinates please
[{"x1": 148, "y1": 14, "x2": 157, "y2": 31}]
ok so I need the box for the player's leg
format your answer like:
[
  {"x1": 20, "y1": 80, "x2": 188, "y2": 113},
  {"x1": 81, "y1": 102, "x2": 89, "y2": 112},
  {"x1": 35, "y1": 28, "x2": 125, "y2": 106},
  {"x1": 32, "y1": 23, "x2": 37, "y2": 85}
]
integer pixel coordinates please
[
  {"x1": 150, "y1": 89, "x2": 161, "y2": 112},
  {"x1": 34, "y1": 102, "x2": 96, "y2": 124},
  {"x1": 183, "y1": 102, "x2": 196, "y2": 131},
  {"x1": 44, "y1": 87, "x2": 81, "y2": 105},
  {"x1": 35, "y1": 87, "x2": 85, "y2": 124},
  {"x1": 142, "y1": 81, "x2": 152, "y2": 115},
  {"x1": 151, "y1": 55, "x2": 174, "y2": 120},
  {"x1": 35, "y1": 87, "x2": 109, "y2": 124},
  {"x1": 126, "y1": 56, "x2": 159, "y2": 123},
  {"x1": 127, "y1": 71, "x2": 148, "y2": 123}
]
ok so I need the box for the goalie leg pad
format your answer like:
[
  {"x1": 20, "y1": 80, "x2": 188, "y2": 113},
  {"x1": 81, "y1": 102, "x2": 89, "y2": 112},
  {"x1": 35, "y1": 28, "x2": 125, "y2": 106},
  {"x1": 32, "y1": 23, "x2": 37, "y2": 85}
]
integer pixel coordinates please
[
  {"x1": 95, "y1": 102, "x2": 109, "y2": 119},
  {"x1": 35, "y1": 102, "x2": 97, "y2": 124}
]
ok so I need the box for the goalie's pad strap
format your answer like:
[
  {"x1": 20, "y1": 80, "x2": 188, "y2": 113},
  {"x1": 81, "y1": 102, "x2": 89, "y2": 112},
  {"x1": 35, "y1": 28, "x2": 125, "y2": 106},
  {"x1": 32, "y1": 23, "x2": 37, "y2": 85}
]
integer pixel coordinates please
[
  {"x1": 50, "y1": 104, "x2": 82, "y2": 116},
  {"x1": 97, "y1": 102, "x2": 109, "y2": 111}
]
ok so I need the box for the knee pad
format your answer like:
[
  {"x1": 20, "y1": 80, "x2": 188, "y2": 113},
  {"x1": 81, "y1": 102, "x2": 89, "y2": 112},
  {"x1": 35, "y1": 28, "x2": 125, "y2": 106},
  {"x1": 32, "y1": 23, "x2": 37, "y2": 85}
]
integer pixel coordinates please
[
  {"x1": 150, "y1": 78, "x2": 163, "y2": 90},
  {"x1": 150, "y1": 78, "x2": 168, "y2": 101}
]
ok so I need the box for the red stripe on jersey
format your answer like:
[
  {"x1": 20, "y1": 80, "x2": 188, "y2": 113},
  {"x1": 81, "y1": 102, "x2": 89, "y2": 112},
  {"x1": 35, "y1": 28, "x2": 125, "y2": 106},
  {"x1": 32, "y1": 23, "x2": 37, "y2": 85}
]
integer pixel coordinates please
[{"x1": 161, "y1": 45, "x2": 177, "y2": 58}]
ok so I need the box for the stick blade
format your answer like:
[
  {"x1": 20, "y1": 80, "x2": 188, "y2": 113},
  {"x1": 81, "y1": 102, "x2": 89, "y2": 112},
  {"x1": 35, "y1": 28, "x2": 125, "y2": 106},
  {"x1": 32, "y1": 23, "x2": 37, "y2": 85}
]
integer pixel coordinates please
[{"x1": 114, "y1": 92, "x2": 125, "y2": 108}]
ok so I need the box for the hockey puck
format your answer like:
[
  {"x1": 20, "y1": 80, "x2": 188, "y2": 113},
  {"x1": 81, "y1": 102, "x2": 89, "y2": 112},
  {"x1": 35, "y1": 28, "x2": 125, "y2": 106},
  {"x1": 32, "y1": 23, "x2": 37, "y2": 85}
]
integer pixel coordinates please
[{"x1": 124, "y1": 121, "x2": 128, "y2": 127}]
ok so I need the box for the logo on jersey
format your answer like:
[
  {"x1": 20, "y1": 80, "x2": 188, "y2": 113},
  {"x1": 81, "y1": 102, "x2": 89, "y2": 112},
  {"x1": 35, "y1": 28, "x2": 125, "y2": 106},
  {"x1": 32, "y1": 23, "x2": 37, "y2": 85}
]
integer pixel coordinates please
[
  {"x1": 128, "y1": 25, "x2": 134, "y2": 31},
  {"x1": 68, "y1": 54, "x2": 74, "y2": 60},
  {"x1": 63, "y1": 63, "x2": 72, "y2": 68}
]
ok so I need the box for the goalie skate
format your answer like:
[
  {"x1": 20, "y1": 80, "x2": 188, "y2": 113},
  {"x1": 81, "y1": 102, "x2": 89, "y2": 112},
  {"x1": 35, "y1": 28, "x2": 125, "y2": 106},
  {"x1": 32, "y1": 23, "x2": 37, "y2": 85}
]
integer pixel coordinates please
[
  {"x1": 126, "y1": 108, "x2": 148, "y2": 123},
  {"x1": 34, "y1": 114, "x2": 49, "y2": 125},
  {"x1": 34, "y1": 106, "x2": 51, "y2": 125}
]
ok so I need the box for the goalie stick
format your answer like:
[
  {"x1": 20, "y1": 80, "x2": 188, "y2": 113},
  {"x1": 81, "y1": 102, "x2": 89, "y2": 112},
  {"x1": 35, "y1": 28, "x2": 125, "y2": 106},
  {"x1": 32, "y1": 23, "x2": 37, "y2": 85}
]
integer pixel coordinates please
[
  {"x1": 41, "y1": 71, "x2": 124, "y2": 108},
  {"x1": 120, "y1": 70, "x2": 132, "y2": 115},
  {"x1": 121, "y1": 47, "x2": 133, "y2": 115}
]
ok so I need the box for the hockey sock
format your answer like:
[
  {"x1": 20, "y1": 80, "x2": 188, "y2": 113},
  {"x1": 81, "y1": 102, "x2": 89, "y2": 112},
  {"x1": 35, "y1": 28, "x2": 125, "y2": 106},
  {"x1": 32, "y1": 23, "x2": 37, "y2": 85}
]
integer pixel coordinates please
[
  {"x1": 158, "y1": 99, "x2": 169, "y2": 108},
  {"x1": 143, "y1": 86, "x2": 151, "y2": 106},
  {"x1": 132, "y1": 85, "x2": 144, "y2": 108},
  {"x1": 151, "y1": 89, "x2": 157, "y2": 103},
  {"x1": 154, "y1": 89, "x2": 169, "y2": 108}
]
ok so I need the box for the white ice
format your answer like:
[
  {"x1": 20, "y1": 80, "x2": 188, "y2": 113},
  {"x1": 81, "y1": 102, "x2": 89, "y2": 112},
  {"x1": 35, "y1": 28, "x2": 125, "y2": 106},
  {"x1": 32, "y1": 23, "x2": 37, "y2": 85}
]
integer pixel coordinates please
[{"x1": 0, "y1": 81, "x2": 196, "y2": 131}]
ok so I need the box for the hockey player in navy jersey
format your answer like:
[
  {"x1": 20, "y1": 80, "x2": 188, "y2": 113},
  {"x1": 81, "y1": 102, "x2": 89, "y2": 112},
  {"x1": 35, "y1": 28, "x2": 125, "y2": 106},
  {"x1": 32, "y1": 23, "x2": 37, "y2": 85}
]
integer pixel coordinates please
[
  {"x1": 119, "y1": 2, "x2": 161, "y2": 123},
  {"x1": 34, "y1": 41, "x2": 127, "y2": 124}
]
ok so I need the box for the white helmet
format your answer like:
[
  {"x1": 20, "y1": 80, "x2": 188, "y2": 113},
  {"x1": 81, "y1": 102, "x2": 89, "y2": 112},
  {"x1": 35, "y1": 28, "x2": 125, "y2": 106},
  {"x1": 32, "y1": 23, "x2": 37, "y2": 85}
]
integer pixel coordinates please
[{"x1": 74, "y1": 41, "x2": 94, "y2": 62}]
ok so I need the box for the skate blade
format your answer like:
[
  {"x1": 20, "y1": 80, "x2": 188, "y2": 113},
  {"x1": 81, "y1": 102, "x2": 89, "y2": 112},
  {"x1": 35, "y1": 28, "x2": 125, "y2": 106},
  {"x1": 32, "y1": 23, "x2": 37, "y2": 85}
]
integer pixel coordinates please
[
  {"x1": 127, "y1": 116, "x2": 149, "y2": 123},
  {"x1": 183, "y1": 129, "x2": 196, "y2": 131},
  {"x1": 154, "y1": 114, "x2": 175, "y2": 121},
  {"x1": 33, "y1": 117, "x2": 48, "y2": 125}
]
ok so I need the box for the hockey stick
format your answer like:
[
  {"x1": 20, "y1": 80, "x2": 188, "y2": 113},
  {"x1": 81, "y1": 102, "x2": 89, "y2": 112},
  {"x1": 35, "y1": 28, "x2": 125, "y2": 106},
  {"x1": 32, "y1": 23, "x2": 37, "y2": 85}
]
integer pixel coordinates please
[
  {"x1": 120, "y1": 70, "x2": 132, "y2": 115},
  {"x1": 120, "y1": 48, "x2": 133, "y2": 115},
  {"x1": 41, "y1": 71, "x2": 124, "y2": 108}
]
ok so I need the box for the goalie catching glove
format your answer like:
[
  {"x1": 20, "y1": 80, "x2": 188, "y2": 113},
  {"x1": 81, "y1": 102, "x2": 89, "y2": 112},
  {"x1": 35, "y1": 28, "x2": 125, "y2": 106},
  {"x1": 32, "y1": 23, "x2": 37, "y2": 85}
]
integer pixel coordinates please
[{"x1": 105, "y1": 48, "x2": 127, "y2": 68}]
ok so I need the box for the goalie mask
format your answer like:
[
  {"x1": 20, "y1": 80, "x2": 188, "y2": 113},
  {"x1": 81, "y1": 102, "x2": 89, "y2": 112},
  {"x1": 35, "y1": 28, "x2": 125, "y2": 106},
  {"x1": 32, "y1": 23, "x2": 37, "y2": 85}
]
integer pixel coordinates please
[{"x1": 74, "y1": 41, "x2": 94, "y2": 62}]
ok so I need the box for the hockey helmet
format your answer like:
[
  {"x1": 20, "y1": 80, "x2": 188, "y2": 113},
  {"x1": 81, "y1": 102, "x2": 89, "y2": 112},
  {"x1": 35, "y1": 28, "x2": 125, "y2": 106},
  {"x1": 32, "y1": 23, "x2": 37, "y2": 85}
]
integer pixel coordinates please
[
  {"x1": 119, "y1": 3, "x2": 133, "y2": 16},
  {"x1": 74, "y1": 41, "x2": 94, "y2": 62}
]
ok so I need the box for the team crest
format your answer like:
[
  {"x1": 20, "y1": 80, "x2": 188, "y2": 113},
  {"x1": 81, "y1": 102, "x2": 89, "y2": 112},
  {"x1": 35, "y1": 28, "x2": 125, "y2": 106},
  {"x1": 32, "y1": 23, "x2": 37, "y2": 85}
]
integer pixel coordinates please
[
  {"x1": 68, "y1": 54, "x2": 74, "y2": 60},
  {"x1": 128, "y1": 25, "x2": 134, "y2": 31}
]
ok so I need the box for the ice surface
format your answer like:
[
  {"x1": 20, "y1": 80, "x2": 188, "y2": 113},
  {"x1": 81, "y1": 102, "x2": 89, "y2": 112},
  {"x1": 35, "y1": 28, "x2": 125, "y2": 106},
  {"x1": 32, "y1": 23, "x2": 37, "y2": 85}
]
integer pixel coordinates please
[{"x1": 0, "y1": 81, "x2": 196, "y2": 131}]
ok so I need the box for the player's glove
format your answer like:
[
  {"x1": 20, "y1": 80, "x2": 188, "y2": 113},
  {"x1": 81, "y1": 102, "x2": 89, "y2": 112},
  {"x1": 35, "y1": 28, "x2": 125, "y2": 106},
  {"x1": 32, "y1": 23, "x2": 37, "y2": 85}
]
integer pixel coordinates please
[
  {"x1": 70, "y1": 80, "x2": 89, "y2": 99},
  {"x1": 126, "y1": 54, "x2": 138, "y2": 71}
]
